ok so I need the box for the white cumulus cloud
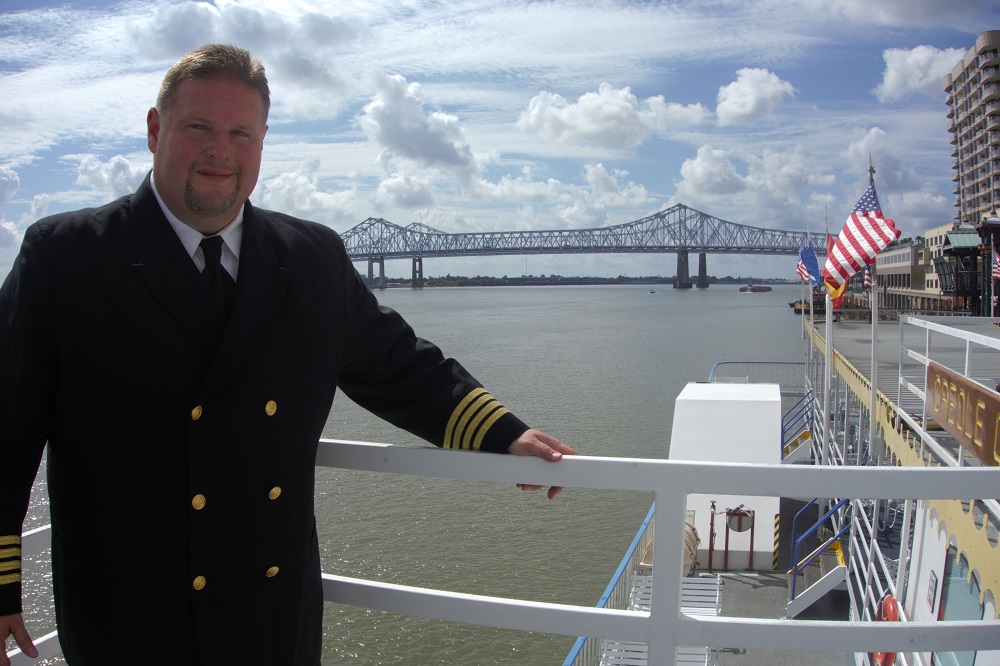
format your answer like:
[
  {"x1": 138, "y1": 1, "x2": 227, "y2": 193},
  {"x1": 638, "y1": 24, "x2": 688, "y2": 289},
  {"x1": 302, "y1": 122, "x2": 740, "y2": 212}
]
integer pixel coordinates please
[
  {"x1": 375, "y1": 172, "x2": 437, "y2": 208},
  {"x1": 873, "y1": 46, "x2": 966, "y2": 102},
  {"x1": 76, "y1": 155, "x2": 148, "y2": 199},
  {"x1": 128, "y1": 3, "x2": 359, "y2": 119},
  {"x1": 0, "y1": 167, "x2": 43, "y2": 248},
  {"x1": 256, "y1": 171, "x2": 360, "y2": 228},
  {"x1": 126, "y1": 2, "x2": 220, "y2": 60},
  {"x1": 359, "y1": 73, "x2": 478, "y2": 185},
  {"x1": 582, "y1": 163, "x2": 651, "y2": 208},
  {"x1": 0, "y1": 166, "x2": 19, "y2": 206},
  {"x1": 676, "y1": 146, "x2": 747, "y2": 198},
  {"x1": 517, "y1": 83, "x2": 709, "y2": 148},
  {"x1": 716, "y1": 68, "x2": 795, "y2": 127}
]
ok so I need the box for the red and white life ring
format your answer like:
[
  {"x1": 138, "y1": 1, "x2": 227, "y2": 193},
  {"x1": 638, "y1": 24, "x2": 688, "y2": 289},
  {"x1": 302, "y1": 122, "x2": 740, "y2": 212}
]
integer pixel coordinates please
[{"x1": 873, "y1": 594, "x2": 899, "y2": 666}]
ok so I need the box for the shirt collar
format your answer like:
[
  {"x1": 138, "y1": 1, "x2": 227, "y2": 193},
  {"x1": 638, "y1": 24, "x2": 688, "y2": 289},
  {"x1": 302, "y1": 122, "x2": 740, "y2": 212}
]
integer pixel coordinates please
[{"x1": 150, "y1": 174, "x2": 244, "y2": 268}]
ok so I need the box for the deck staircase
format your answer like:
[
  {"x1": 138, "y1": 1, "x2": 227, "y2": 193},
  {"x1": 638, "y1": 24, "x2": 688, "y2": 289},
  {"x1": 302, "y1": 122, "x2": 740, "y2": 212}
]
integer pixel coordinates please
[
  {"x1": 780, "y1": 391, "x2": 815, "y2": 464},
  {"x1": 782, "y1": 427, "x2": 813, "y2": 464},
  {"x1": 786, "y1": 537, "x2": 847, "y2": 618}
]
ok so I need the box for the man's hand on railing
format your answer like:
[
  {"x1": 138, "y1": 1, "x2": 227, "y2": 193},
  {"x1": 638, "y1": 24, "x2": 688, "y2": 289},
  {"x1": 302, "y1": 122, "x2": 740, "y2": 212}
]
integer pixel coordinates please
[
  {"x1": 507, "y1": 429, "x2": 577, "y2": 499},
  {"x1": 1, "y1": 613, "x2": 37, "y2": 666}
]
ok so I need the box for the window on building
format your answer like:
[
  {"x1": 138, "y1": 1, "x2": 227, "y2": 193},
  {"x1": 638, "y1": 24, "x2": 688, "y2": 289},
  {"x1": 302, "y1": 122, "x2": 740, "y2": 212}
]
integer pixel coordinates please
[{"x1": 933, "y1": 547, "x2": 984, "y2": 666}]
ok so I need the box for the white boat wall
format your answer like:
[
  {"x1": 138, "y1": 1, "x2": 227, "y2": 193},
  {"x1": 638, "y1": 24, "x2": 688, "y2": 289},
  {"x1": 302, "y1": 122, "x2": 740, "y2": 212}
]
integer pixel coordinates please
[
  {"x1": 9, "y1": 315, "x2": 1000, "y2": 666},
  {"x1": 669, "y1": 382, "x2": 783, "y2": 574}
]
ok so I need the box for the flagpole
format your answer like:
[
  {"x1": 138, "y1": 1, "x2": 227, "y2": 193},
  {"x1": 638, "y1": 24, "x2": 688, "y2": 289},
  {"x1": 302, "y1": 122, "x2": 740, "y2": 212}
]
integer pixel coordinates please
[
  {"x1": 823, "y1": 290, "x2": 833, "y2": 467},
  {"x1": 992, "y1": 234, "x2": 997, "y2": 318},
  {"x1": 801, "y1": 277, "x2": 806, "y2": 339},
  {"x1": 870, "y1": 262, "x2": 879, "y2": 470},
  {"x1": 822, "y1": 208, "x2": 833, "y2": 469},
  {"x1": 866, "y1": 157, "x2": 882, "y2": 535}
]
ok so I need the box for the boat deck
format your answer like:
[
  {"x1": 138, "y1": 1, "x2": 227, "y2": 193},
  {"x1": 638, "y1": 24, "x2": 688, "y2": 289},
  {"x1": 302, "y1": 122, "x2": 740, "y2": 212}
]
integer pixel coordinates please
[
  {"x1": 713, "y1": 573, "x2": 851, "y2": 666},
  {"x1": 827, "y1": 316, "x2": 1000, "y2": 425},
  {"x1": 600, "y1": 576, "x2": 722, "y2": 665}
]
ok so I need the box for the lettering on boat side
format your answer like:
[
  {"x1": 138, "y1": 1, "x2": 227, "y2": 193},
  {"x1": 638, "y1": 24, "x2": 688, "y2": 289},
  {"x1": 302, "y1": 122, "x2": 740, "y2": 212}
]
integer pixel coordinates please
[{"x1": 927, "y1": 361, "x2": 1000, "y2": 466}]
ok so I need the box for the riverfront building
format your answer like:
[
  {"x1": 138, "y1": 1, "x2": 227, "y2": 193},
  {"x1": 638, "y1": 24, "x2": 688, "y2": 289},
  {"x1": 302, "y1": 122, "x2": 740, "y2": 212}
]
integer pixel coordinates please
[
  {"x1": 944, "y1": 30, "x2": 1000, "y2": 227},
  {"x1": 893, "y1": 30, "x2": 1000, "y2": 316}
]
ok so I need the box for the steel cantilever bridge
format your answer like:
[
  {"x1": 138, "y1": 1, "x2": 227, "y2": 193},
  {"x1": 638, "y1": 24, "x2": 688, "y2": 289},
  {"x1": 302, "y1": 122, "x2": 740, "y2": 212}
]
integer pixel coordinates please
[{"x1": 341, "y1": 203, "x2": 827, "y2": 288}]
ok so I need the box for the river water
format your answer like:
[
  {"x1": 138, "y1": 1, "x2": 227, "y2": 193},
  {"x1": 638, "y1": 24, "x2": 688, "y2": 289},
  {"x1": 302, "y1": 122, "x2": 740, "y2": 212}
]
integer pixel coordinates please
[{"x1": 21, "y1": 283, "x2": 809, "y2": 665}]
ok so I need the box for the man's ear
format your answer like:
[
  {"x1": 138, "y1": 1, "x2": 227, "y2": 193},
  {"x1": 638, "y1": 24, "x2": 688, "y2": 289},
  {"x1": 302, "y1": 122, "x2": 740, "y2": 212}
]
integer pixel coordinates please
[{"x1": 146, "y1": 107, "x2": 160, "y2": 153}]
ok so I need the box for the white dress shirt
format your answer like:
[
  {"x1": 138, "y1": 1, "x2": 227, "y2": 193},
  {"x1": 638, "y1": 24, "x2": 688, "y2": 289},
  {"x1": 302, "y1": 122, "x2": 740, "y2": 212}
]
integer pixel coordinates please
[{"x1": 150, "y1": 175, "x2": 243, "y2": 280}]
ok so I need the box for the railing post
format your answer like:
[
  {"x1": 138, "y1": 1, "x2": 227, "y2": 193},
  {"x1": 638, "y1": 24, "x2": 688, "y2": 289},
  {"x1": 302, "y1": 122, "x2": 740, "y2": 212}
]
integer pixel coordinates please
[{"x1": 648, "y1": 483, "x2": 688, "y2": 665}]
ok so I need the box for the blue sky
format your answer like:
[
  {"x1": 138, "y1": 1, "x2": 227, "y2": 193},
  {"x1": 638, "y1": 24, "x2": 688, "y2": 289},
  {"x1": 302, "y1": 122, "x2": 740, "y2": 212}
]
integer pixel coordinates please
[{"x1": 1, "y1": 0, "x2": 998, "y2": 280}]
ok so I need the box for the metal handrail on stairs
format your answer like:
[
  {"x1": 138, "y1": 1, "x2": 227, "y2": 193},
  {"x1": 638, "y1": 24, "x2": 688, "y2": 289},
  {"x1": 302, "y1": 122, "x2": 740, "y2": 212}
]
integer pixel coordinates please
[
  {"x1": 781, "y1": 390, "x2": 815, "y2": 459},
  {"x1": 789, "y1": 498, "x2": 850, "y2": 601}
]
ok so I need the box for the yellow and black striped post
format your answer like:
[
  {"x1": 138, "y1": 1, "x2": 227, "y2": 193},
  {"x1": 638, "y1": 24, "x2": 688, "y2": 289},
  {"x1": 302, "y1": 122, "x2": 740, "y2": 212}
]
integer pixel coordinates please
[{"x1": 772, "y1": 513, "x2": 780, "y2": 570}]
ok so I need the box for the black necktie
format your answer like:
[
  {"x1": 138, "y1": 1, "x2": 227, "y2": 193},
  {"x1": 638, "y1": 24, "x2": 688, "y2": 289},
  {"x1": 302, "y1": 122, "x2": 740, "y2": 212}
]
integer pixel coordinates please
[{"x1": 200, "y1": 235, "x2": 236, "y2": 316}]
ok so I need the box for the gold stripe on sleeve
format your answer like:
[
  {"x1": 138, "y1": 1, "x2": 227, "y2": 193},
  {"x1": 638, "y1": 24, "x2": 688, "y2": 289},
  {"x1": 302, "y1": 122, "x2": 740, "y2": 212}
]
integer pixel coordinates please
[
  {"x1": 444, "y1": 388, "x2": 488, "y2": 448},
  {"x1": 0, "y1": 536, "x2": 20, "y2": 547},
  {"x1": 453, "y1": 393, "x2": 496, "y2": 449},
  {"x1": 471, "y1": 405, "x2": 511, "y2": 451},
  {"x1": 444, "y1": 388, "x2": 489, "y2": 449},
  {"x1": 0, "y1": 560, "x2": 19, "y2": 573},
  {"x1": 445, "y1": 389, "x2": 513, "y2": 450},
  {"x1": 0, "y1": 547, "x2": 21, "y2": 560},
  {"x1": 0, "y1": 573, "x2": 21, "y2": 587}
]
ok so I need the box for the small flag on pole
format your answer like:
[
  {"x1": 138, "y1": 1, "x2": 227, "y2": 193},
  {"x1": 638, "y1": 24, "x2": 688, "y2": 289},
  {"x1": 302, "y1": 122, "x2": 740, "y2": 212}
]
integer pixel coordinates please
[
  {"x1": 863, "y1": 267, "x2": 872, "y2": 290},
  {"x1": 798, "y1": 246, "x2": 820, "y2": 285},
  {"x1": 796, "y1": 260, "x2": 810, "y2": 282},
  {"x1": 822, "y1": 176, "x2": 900, "y2": 308},
  {"x1": 993, "y1": 250, "x2": 1000, "y2": 280},
  {"x1": 825, "y1": 234, "x2": 847, "y2": 308}
]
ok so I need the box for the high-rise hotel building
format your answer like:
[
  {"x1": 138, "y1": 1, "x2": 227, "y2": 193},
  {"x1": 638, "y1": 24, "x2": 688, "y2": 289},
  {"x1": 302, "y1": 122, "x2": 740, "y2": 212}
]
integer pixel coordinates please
[{"x1": 944, "y1": 31, "x2": 1000, "y2": 226}]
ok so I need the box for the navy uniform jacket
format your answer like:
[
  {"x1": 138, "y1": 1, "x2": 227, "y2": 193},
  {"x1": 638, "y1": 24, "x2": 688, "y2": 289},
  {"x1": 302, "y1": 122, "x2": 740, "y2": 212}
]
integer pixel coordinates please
[{"x1": 0, "y1": 177, "x2": 529, "y2": 665}]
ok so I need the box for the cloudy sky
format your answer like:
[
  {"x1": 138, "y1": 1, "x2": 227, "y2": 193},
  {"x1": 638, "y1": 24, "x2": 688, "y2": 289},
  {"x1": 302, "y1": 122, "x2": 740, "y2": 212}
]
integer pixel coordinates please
[{"x1": 1, "y1": 0, "x2": 998, "y2": 280}]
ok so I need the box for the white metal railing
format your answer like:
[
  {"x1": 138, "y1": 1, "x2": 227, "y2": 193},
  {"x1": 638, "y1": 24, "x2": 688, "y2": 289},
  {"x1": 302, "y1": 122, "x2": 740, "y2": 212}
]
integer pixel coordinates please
[
  {"x1": 563, "y1": 504, "x2": 656, "y2": 665},
  {"x1": 324, "y1": 442, "x2": 999, "y2": 664},
  {"x1": 11, "y1": 440, "x2": 1000, "y2": 666}
]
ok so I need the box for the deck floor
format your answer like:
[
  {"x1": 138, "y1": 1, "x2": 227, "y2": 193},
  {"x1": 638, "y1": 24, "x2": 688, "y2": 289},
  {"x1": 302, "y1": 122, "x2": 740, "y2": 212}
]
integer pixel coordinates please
[{"x1": 714, "y1": 572, "x2": 852, "y2": 666}]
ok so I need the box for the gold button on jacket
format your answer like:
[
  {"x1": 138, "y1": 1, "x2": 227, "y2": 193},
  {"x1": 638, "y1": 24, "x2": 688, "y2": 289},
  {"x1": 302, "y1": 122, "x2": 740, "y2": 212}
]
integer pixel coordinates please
[
  {"x1": 191, "y1": 405, "x2": 203, "y2": 420},
  {"x1": 192, "y1": 575, "x2": 207, "y2": 591},
  {"x1": 264, "y1": 400, "x2": 277, "y2": 416},
  {"x1": 191, "y1": 494, "x2": 206, "y2": 510},
  {"x1": 265, "y1": 566, "x2": 280, "y2": 578}
]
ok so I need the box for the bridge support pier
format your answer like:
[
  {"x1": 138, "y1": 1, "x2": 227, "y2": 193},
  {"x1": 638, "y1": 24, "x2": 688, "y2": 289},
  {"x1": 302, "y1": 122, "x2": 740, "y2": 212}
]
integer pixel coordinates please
[
  {"x1": 674, "y1": 251, "x2": 692, "y2": 289},
  {"x1": 697, "y1": 252, "x2": 710, "y2": 289},
  {"x1": 411, "y1": 257, "x2": 424, "y2": 289},
  {"x1": 367, "y1": 256, "x2": 386, "y2": 290}
]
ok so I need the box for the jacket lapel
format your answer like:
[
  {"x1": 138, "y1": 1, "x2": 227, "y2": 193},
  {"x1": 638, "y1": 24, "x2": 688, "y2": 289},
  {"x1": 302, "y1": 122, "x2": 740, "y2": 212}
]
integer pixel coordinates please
[
  {"x1": 129, "y1": 176, "x2": 225, "y2": 354},
  {"x1": 128, "y1": 178, "x2": 292, "y2": 401},
  {"x1": 197, "y1": 202, "x2": 291, "y2": 401}
]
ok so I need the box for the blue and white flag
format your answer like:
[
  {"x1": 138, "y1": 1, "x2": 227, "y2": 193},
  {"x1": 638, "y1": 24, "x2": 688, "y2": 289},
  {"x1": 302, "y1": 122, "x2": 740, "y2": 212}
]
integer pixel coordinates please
[{"x1": 798, "y1": 246, "x2": 820, "y2": 285}]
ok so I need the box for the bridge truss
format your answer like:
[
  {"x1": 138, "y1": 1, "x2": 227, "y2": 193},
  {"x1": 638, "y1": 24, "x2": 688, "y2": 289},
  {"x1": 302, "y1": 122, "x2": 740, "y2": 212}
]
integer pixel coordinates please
[{"x1": 340, "y1": 204, "x2": 828, "y2": 287}]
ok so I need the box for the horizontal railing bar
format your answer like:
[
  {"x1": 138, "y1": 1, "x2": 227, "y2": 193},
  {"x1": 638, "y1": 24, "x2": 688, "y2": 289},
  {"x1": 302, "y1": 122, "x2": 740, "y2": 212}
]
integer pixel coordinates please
[
  {"x1": 318, "y1": 439, "x2": 999, "y2": 500},
  {"x1": 902, "y1": 316, "x2": 1000, "y2": 351},
  {"x1": 18, "y1": 524, "x2": 50, "y2": 557},
  {"x1": 676, "y1": 614, "x2": 1000, "y2": 653},
  {"x1": 322, "y1": 576, "x2": 1000, "y2": 653},
  {"x1": 322, "y1": 575, "x2": 648, "y2": 641},
  {"x1": 8, "y1": 631, "x2": 60, "y2": 666},
  {"x1": 19, "y1": 439, "x2": 1000, "y2": 662}
]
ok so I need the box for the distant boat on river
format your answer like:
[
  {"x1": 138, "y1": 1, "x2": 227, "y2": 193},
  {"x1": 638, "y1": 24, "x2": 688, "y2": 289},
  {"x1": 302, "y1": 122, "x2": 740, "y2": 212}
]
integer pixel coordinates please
[{"x1": 739, "y1": 283, "x2": 772, "y2": 293}]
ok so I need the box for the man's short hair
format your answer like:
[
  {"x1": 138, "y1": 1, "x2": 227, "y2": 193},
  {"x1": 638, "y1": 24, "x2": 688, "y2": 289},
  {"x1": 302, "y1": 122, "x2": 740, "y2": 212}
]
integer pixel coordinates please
[{"x1": 156, "y1": 44, "x2": 270, "y2": 122}]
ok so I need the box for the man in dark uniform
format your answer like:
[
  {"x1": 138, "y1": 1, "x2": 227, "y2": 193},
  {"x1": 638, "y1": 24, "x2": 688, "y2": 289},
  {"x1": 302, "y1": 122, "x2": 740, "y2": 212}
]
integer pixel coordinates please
[{"x1": 0, "y1": 44, "x2": 575, "y2": 666}]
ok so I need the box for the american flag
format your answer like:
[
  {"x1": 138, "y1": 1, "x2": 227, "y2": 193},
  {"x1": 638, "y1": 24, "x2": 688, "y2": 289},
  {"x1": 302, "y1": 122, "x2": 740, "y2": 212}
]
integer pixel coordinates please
[
  {"x1": 822, "y1": 179, "x2": 900, "y2": 292},
  {"x1": 863, "y1": 267, "x2": 872, "y2": 290},
  {"x1": 796, "y1": 260, "x2": 811, "y2": 282},
  {"x1": 993, "y1": 249, "x2": 1000, "y2": 280}
]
